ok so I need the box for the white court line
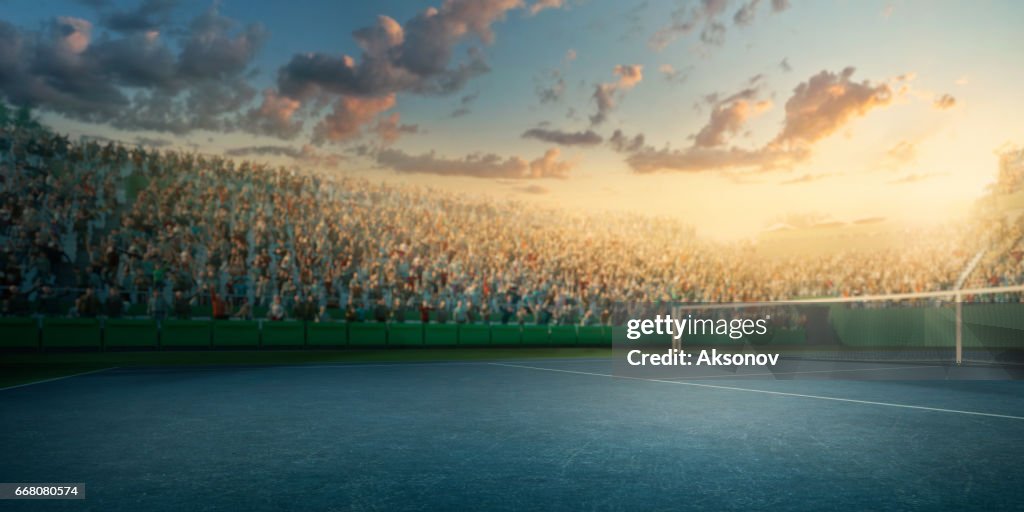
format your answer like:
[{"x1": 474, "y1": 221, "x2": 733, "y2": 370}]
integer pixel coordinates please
[
  {"x1": 488, "y1": 362, "x2": 1024, "y2": 421},
  {"x1": 106, "y1": 361, "x2": 487, "y2": 372},
  {"x1": 0, "y1": 367, "x2": 119, "y2": 392},
  {"x1": 657, "y1": 365, "x2": 944, "y2": 380},
  {"x1": 103, "y1": 358, "x2": 612, "y2": 373}
]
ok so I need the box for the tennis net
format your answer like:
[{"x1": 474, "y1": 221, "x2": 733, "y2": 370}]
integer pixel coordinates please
[{"x1": 611, "y1": 284, "x2": 1024, "y2": 377}]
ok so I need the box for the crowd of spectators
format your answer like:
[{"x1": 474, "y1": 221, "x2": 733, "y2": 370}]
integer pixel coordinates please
[{"x1": 2, "y1": 122, "x2": 1022, "y2": 325}]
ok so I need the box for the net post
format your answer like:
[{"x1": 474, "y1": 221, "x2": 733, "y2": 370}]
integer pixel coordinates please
[{"x1": 955, "y1": 292, "x2": 963, "y2": 365}]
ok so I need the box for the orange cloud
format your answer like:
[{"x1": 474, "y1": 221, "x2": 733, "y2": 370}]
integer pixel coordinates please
[
  {"x1": 771, "y1": 67, "x2": 892, "y2": 148},
  {"x1": 933, "y1": 93, "x2": 956, "y2": 110},
  {"x1": 313, "y1": 94, "x2": 396, "y2": 143},
  {"x1": 695, "y1": 99, "x2": 772, "y2": 148}
]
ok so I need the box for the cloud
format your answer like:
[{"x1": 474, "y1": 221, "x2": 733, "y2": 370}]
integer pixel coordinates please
[
  {"x1": 248, "y1": 0, "x2": 524, "y2": 142},
  {"x1": 312, "y1": 94, "x2": 396, "y2": 144},
  {"x1": 690, "y1": 78, "x2": 770, "y2": 147},
  {"x1": 608, "y1": 129, "x2": 646, "y2": 153},
  {"x1": 376, "y1": 146, "x2": 574, "y2": 179},
  {"x1": 240, "y1": 89, "x2": 303, "y2": 139},
  {"x1": 99, "y1": 0, "x2": 177, "y2": 33},
  {"x1": 614, "y1": 67, "x2": 895, "y2": 173},
  {"x1": 649, "y1": 0, "x2": 790, "y2": 50},
  {"x1": 373, "y1": 112, "x2": 420, "y2": 145},
  {"x1": 522, "y1": 127, "x2": 603, "y2": 146},
  {"x1": 624, "y1": 144, "x2": 808, "y2": 174},
  {"x1": 589, "y1": 84, "x2": 616, "y2": 125},
  {"x1": 275, "y1": 2, "x2": 519, "y2": 101},
  {"x1": 694, "y1": 96, "x2": 771, "y2": 148},
  {"x1": 771, "y1": 67, "x2": 892, "y2": 148},
  {"x1": 529, "y1": 148, "x2": 574, "y2": 178},
  {"x1": 733, "y1": 0, "x2": 760, "y2": 26},
  {"x1": 658, "y1": 64, "x2": 687, "y2": 83},
  {"x1": 57, "y1": 16, "x2": 93, "y2": 54},
  {"x1": 450, "y1": 90, "x2": 479, "y2": 117},
  {"x1": 933, "y1": 93, "x2": 956, "y2": 110},
  {"x1": 649, "y1": 0, "x2": 728, "y2": 50},
  {"x1": 518, "y1": 184, "x2": 549, "y2": 194},
  {"x1": 700, "y1": 21, "x2": 726, "y2": 45},
  {"x1": 528, "y1": 0, "x2": 565, "y2": 16},
  {"x1": 590, "y1": 64, "x2": 643, "y2": 125},
  {"x1": 613, "y1": 64, "x2": 644, "y2": 89},
  {"x1": 889, "y1": 172, "x2": 946, "y2": 184},
  {"x1": 0, "y1": 5, "x2": 266, "y2": 134},
  {"x1": 178, "y1": 6, "x2": 268, "y2": 80},
  {"x1": 886, "y1": 140, "x2": 917, "y2": 164},
  {"x1": 535, "y1": 70, "x2": 566, "y2": 103},
  {"x1": 779, "y1": 172, "x2": 834, "y2": 185}
]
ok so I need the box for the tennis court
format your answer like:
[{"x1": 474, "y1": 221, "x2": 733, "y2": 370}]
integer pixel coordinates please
[{"x1": 1, "y1": 357, "x2": 1023, "y2": 511}]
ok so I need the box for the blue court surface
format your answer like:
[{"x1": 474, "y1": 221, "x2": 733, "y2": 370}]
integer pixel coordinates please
[{"x1": 2, "y1": 358, "x2": 1023, "y2": 511}]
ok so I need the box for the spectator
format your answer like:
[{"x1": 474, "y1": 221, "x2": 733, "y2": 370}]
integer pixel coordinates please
[
  {"x1": 344, "y1": 299, "x2": 358, "y2": 322},
  {"x1": 268, "y1": 295, "x2": 286, "y2": 321},
  {"x1": 436, "y1": 300, "x2": 449, "y2": 324},
  {"x1": 233, "y1": 298, "x2": 253, "y2": 320},
  {"x1": 172, "y1": 290, "x2": 191, "y2": 320},
  {"x1": 148, "y1": 290, "x2": 168, "y2": 321},
  {"x1": 390, "y1": 298, "x2": 406, "y2": 323},
  {"x1": 373, "y1": 298, "x2": 389, "y2": 323},
  {"x1": 418, "y1": 300, "x2": 432, "y2": 323},
  {"x1": 105, "y1": 287, "x2": 124, "y2": 318},
  {"x1": 76, "y1": 287, "x2": 101, "y2": 318},
  {"x1": 36, "y1": 285, "x2": 62, "y2": 316},
  {"x1": 211, "y1": 290, "x2": 229, "y2": 320},
  {"x1": 4, "y1": 285, "x2": 29, "y2": 316}
]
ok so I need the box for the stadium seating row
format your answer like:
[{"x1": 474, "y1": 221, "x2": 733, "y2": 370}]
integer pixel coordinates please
[
  {"x1": 0, "y1": 318, "x2": 613, "y2": 350},
  {"x1": 3, "y1": 305, "x2": 1019, "y2": 351}
]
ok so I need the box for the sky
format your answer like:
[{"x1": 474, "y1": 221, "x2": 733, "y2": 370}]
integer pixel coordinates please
[{"x1": 2, "y1": 0, "x2": 1022, "y2": 239}]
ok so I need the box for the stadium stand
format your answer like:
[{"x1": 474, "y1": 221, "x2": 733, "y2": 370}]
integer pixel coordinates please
[{"x1": 2, "y1": 120, "x2": 1023, "y2": 350}]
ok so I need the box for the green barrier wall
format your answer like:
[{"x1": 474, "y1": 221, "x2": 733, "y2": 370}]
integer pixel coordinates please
[
  {"x1": 125, "y1": 303, "x2": 147, "y2": 317},
  {"x1": 161, "y1": 320, "x2": 211, "y2": 347},
  {"x1": 550, "y1": 325, "x2": 577, "y2": 345},
  {"x1": 349, "y1": 323, "x2": 387, "y2": 346},
  {"x1": 0, "y1": 318, "x2": 38, "y2": 348},
  {"x1": 43, "y1": 318, "x2": 101, "y2": 348},
  {"x1": 578, "y1": 325, "x2": 611, "y2": 346},
  {"x1": 825, "y1": 304, "x2": 1024, "y2": 349},
  {"x1": 212, "y1": 321, "x2": 260, "y2": 347},
  {"x1": 18, "y1": 304, "x2": 1015, "y2": 352},
  {"x1": 308, "y1": 322, "x2": 347, "y2": 346},
  {"x1": 769, "y1": 328, "x2": 806, "y2": 345},
  {"x1": 491, "y1": 325, "x2": 521, "y2": 345},
  {"x1": 105, "y1": 319, "x2": 158, "y2": 348},
  {"x1": 389, "y1": 323, "x2": 423, "y2": 346},
  {"x1": 829, "y1": 306, "x2": 929, "y2": 347},
  {"x1": 521, "y1": 325, "x2": 549, "y2": 345},
  {"x1": 263, "y1": 321, "x2": 305, "y2": 346},
  {"x1": 425, "y1": 324, "x2": 459, "y2": 346},
  {"x1": 459, "y1": 324, "x2": 490, "y2": 346},
  {"x1": 962, "y1": 304, "x2": 1024, "y2": 348}
]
